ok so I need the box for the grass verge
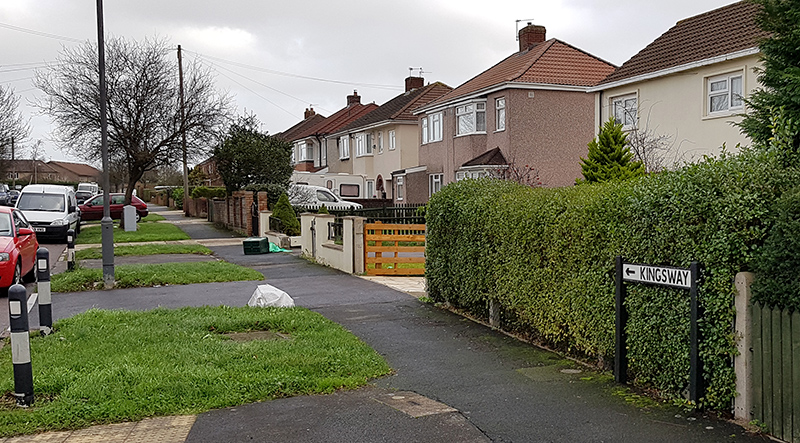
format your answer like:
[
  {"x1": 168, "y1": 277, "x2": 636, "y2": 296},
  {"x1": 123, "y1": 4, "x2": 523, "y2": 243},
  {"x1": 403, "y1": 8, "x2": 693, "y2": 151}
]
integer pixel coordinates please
[
  {"x1": 75, "y1": 244, "x2": 212, "y2": 260},
  {"x1": 141, "y1": 213, "x2": 166, "y2": 222},
  {"x1": 77, "y1": 222, "x2": 190, "y2": 245},
  {"x1": 52, "y1": 262, "x2": 263, "y2": 292},
  {"x1": 0, "y1": 306, "x2": 391, "y2": 436}
]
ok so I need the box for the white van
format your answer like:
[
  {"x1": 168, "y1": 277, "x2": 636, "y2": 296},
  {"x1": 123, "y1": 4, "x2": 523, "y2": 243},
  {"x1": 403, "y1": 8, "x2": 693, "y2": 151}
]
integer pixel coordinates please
[
  {"x1": 288, "y1": 184, "x2": 363, "y2": 210},
  {"x1": 15, "y1": 184, "x2": 81, "y2": 242}
]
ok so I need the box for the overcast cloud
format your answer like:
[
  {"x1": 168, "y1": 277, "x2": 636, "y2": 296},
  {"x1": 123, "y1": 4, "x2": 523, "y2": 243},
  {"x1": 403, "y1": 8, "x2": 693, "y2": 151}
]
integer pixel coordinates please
[{"x1": 0, "y1": 0, "x2": 740, "y2": 164}]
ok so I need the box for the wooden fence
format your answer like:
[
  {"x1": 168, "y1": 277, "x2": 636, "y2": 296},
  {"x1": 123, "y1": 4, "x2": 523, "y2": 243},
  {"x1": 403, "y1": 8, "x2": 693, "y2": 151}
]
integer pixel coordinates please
[
  {"x1": 364, "y1": 221, "x2": 425, "y2": 276},
  {"x1": 752, "y1": 303, "x2": 800, "y2": 443}
]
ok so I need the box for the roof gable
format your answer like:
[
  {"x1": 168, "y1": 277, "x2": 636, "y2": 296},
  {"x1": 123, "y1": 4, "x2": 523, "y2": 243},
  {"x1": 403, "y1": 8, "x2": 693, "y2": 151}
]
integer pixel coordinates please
[
  {"x1": 276, "y1": 113, "x2": 326, "y2": 142},
  {"x1": 47, "y1": 161, "x2": 101, "y2": 177},
  {"x1": 294, "y1": 103, "x2": 379, "y2": 140},
  {"x1": 428, "y1": 39, "x2": 616, "y2": 107},
  {"x1": 601, "y1": 1, "x2": 766, "y2": 85}
]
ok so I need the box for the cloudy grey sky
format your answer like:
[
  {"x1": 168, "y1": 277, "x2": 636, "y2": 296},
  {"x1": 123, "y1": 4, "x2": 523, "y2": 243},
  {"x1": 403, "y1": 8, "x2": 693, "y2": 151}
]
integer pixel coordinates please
[{"x1": 1, "y1": 0, "x2": 739, "y2": 164}]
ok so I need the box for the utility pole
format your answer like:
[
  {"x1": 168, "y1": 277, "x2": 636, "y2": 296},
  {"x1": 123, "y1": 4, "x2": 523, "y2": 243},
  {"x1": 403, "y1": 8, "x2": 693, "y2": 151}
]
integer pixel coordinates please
[
  {"x1": 11, "y1": 137, "x2": 15, "y2": 188},
  {"x1": 96, "y1": 0, "x2": 114, "y2": 289},
  {"x1": 178, "y1": 44, "x2": 189, "y2": 217}
]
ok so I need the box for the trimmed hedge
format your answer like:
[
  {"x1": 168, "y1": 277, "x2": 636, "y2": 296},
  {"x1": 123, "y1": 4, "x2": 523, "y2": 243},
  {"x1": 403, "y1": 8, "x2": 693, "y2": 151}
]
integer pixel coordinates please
[{"x1": 426, "y1": 149, "x2": 799, "y2": 409}]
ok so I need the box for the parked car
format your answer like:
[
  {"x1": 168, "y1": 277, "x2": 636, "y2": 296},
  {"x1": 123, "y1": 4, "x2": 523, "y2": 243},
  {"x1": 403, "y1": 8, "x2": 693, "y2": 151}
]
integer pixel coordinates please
[
  {"x1": 0, "y1": 184, "x2": 9, "y2": 206},
  {"x1": 288, "y1": 184, "x2": 363, "y2": 210},
  {"x1": 15, "y1": 184, "x2": 81, "y2": 243},
  {"x1": 0, "y1": 206, "x2": 38, "y2": 296},
  {"x1": 75, "y1": 182, "x2": 100, "y2": 204},
  {"x1": 7, "y1": 190, "x2": 19, "y2": 207},
  {"x1": 79, "y1": 193, "x2": 149, "y2": 222}
]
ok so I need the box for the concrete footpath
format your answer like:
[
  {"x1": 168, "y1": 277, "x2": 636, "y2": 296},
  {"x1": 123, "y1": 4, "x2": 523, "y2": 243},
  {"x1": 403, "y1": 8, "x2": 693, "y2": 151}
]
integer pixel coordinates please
[{"x1": 7, "y1": 208, "x2": 768, "y2": 442}]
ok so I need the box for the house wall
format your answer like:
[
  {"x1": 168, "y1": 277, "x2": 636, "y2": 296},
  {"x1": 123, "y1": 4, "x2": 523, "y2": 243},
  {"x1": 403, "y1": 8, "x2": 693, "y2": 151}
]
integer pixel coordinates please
[
  {"x1": 600, "y1": 55, "x2": 761, "y2": 164},
  {"x1": 324, "y1": 134, "x2": 354, "y2": 174},
  {"x1": 417, "y1": 87, "x2": 596, "y2": 193},
  {"x1": 351, "y1": 123, "x2": 417, "y2": 199}
]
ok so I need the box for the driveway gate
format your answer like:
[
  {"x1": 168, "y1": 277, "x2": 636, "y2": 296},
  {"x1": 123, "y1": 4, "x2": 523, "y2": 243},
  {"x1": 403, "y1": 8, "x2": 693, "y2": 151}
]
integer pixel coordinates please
[{"x1": 364, "y1": 221, "x2": 425, "y2": 276}]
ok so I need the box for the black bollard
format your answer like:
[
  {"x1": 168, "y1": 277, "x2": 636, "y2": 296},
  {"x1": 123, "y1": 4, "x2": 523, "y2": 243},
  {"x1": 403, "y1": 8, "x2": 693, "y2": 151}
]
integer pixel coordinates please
[
  {"x1": 66, "y1": 229, "x2": 75, "y2": 271},
  {"x1": 37, "y1": 247, "x2": 52, "y2": 335},
  {"x1": 8, "y1": 284, "x2": 34, "y2": 407}
]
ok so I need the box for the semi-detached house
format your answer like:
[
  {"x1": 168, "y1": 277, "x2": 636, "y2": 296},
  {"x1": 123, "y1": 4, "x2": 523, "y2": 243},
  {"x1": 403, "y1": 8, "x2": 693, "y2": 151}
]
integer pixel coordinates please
[
  {"x1": 595, "y1": 1, "x2": 767, "y2": 165},
  {"x1": 404, "y1": 23, "x2": 616, "y2": 204},
  {"x1": 325, "y1": 77, "x2": 452, "y2": 200}
]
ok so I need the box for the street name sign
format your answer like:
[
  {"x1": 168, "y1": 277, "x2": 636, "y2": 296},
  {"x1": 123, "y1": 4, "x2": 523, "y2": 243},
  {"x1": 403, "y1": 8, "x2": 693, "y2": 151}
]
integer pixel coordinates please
[{"x1": 621, "y1": 263, "x2": 692, "y2": 289}]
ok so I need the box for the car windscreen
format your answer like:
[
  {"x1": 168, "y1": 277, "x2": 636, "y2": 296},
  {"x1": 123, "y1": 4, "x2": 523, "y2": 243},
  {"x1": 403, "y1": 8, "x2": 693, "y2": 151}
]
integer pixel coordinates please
[
  {"x1": 17, "y1": 193, "x2": 66, "y2": 212},
  {"x1": 0, "y1": 213, "x2": 12, "y2": 237}
]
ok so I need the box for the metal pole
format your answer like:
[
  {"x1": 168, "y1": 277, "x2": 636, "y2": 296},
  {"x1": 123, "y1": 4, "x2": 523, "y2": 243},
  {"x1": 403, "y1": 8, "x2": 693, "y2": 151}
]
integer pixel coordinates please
[
  {"x1": 97, "y1": 0, "x2": 114, "y2": 289},
  {"x1": 178, "y1": 44, "x2": 189, "y2": 217},
  {"x1": 8, "y1": 284, "x2": 33, "y2": 407},
  {"x1": 615, "y1": 255, "x2": 627, "y2": 384},
  {"x1": 36, "y1": 248, "x2": 52, "y2": 335},
  {"x1": 689, "y1": 261, "x2": 702, "y2": 403}
]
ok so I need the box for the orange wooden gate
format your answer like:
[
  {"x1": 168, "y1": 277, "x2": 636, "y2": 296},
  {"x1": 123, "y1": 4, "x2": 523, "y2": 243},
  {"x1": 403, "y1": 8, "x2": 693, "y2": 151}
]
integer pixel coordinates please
[{"x1": 364, "y1": 222, "x2": 425, "y2": 276}]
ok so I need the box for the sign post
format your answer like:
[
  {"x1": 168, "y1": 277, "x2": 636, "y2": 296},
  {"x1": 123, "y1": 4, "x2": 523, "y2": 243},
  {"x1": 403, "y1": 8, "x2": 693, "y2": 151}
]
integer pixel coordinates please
[{"x1": 615, "y1": 257, "x2": 703, "y2": 403}]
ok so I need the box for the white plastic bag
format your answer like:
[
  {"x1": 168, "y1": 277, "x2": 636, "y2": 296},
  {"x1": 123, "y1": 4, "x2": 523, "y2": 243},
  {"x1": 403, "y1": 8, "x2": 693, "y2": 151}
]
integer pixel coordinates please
[{"x1": 247, "y1": 284, "x2": 295, "y2": 308}]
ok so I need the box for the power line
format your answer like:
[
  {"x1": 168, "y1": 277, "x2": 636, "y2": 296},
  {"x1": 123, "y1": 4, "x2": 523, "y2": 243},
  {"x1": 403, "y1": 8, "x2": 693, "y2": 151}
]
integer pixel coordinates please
[
  {"x1": 184, "y1": 49, "x2": 403, "y2": 91},
  {"x1": 191, "y1": 52, "x2": 332, "y2": 114},
  {"x1": 198, "y1": 57, "x2": 300, "y2": 120},
  {"x1": 0, "y1": 22, "x2": 85, "y2": 44}
]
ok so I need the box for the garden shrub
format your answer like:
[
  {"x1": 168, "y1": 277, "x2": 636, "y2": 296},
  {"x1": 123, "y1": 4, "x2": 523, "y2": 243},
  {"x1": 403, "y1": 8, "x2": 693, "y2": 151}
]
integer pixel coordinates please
[
  {"x1": 171, "y1": 187, "x2": 184, "y2": 210},
  {"x1": 317, "y1": 204, "x2": 329, "y2": 214},
  {"x1": 272, "y1": 193, "x2": 300, "y2": 236},
  {"x1": 426, "y1": 149, "x2": 800, "y2": 410},
  {"x1": 191, "y1": 186, "x2": 226, "y2": 199}
]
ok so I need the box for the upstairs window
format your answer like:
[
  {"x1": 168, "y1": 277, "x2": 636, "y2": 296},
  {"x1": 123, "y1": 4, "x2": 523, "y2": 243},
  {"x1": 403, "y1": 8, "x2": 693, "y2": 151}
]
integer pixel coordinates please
[
  {"x1": 377, "y1": 132, "x2": 383, "y2": 154},
  {"x1": 496, "y1": 98, "x2": 506, "y2": 131},
  {"x1": 356, "y1": 133, "x2": 373, "y2": 157},
  {"x1": 389, "y1": 130, "x2": 396, "y2": 150},
  {"x1": 339, "y1": 136, "x2": 350, "y2": 160},
  {"x1": 612, "y1": 94, "x2": 637, "y2": 129},
  {"x1": 456, "y1": 102, "x2": 486, "y2": 135},
  {"x1": 421, "y1": 112, "x2": 443, "y2": 144},
  {"x1": 707, "y1": 73, "x2": 743, "y2": 115}
]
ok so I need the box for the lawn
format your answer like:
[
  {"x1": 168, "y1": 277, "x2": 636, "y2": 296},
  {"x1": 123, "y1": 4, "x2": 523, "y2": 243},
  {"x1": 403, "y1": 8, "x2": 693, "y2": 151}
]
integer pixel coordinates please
[
  {"x1": 52, "y1": 262, "x2": 263, "y2": 292},
  {"x1": 75, "y1": 244, "x2": 212, "y2": 260},
  {"x1": 76, "y1": 222, "x2": 190, "y2": 244},
  {"x1": 0, "y1": 306, "x2": 391, "y2": 437}
]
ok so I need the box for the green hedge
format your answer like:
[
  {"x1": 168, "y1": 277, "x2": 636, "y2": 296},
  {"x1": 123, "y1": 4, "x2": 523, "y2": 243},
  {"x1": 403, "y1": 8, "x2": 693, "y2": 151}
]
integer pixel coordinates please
[{"x1": 426, "y1": 149, "x2": 799, "y2": 409}]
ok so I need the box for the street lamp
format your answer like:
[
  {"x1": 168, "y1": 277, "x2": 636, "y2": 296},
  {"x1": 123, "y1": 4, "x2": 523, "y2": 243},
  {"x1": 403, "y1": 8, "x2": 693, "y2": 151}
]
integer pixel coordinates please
[{"x1": 96, "y1": 0, "x2": 114, "y2": 288}]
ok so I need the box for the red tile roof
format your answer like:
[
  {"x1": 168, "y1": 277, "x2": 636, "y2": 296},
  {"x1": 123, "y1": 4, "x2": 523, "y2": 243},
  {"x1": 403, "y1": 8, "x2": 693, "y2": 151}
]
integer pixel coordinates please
[
  {"x1": 340, "y1": 82, "x2": 453, "y2": 132},
  {"x1": 601, "y1": 1, "x2": 766, "y2": 85},
  {"x1": 46, "y1": 161, "x2": 101, "y2": 177},
  {"x1": 294, "y1": 103, "x2": 379, "y2": 140},
  {"x1": 276, "y1": 113, "x2": 326, "y2": 142},
  {"x1": 428, "y1": 39, "x2": 616, "y2": 107}
]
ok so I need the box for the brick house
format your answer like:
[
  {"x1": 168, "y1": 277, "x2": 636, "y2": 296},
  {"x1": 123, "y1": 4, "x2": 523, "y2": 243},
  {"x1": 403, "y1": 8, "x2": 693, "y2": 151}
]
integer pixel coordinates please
[{"x1": 404, "y1": 23, "x2": 616, "y2": 203}]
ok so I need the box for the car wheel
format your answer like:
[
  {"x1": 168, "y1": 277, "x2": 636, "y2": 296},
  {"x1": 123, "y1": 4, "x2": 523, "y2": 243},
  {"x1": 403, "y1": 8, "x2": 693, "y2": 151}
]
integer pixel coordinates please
[{"x1": 136, "y1": 212, "x2": 141, "y2": 223}]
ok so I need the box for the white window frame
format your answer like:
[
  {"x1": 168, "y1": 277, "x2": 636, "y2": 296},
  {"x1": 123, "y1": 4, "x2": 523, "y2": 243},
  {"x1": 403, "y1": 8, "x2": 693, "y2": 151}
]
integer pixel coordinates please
[
  {"x1": 496, "y1": 97, "x2": 506, "y2": 132},
  {"x1": 377, "y1": 131, "x2": 383, "y2": 154},
  {"x1": 355, "y1": 133, "x2": 373, "y2": 157},
  {"x1": 339, "y1": 136, "x2": 350, "y2": 160},
  {"x1": 421, "y1": 117, "x2": 429, "y2": 144},
  {"x1": 456, "y1": 101, "x2": 486, "y2": 136},
  {"x1": 611, "y1": 94, "x2": 637, "y2": 130},
  {"x1": 321, "y1": 140, "x2": 327, "y2": 165},
  {"x1": 366, "y1": 180, "x2": 375, "y2": 198},
  {"x1": 707, "y1": 72, "x2": 744, "y2": 116},
  {"x1": 429, "y1": 173, "x2": 443, "y2": 197},
  {"x1": 396, "y1": 176, "x2": 404, "y2": 201},
  {"x1": 388, "y1": 130, "x2": 396, "y2": 150}
]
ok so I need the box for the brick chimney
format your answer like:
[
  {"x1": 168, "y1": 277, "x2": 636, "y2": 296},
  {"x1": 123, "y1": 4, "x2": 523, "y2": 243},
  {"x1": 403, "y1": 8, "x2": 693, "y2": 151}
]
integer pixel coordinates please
[
  {"x1": 518, "y1": 23, "x2": 546, "y2": 52},
  {"x1": 347, "y1": 90, "x2": 361, "y2": 106},
  {"x1": 304, "y1": 107, "x2": 316, "y2": 119},
  {"x1": 405, "y1": 76, "x2": 424, "y2": 92}
]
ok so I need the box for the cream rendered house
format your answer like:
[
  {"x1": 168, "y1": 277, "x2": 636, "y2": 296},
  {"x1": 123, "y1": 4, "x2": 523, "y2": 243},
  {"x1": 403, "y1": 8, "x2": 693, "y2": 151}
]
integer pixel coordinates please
[{"x1": 595, "y1": 1, "x2": 767, "y2": 166}]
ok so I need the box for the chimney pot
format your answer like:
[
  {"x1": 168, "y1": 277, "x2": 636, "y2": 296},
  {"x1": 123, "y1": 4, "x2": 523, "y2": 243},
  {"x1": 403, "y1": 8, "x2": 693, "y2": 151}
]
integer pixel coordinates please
[
  {"x1": 304, "y1": 107, "x2": 316, "y2": 119},
  {"x1": 405, "y1": 76, "x2": 425, "y2": 92},
  {"x1": 347, "y1": 90, "x2": 361, "y2": 106},
  {"x1": 518, "y1": 24, "x2": 546, "y2": 52}
]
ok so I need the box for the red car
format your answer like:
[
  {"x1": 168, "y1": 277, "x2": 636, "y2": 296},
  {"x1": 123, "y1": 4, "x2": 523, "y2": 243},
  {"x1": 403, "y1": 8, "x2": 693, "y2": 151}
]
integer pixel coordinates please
[
  {"x1": 79, "y1": 193, "x2": 149, "y2": 222},
  {"x1": 0, "y1": 206, "x2": 39, "y2": 296}
]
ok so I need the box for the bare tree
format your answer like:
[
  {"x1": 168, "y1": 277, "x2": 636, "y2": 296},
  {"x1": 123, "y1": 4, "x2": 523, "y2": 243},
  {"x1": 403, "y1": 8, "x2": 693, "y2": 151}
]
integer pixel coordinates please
[
  {"x1": 35, "y1": 36, "x2": 232, "y2": 206},
  {"x1": 0, "y1": 85, "x2": 30, "y2": 178},
  {"x1": 625, "y1": 101, "x2": 674, "y2": 173},
  {"x1": 28, "y1": 140, "x2": 43, "y2": 185}
]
